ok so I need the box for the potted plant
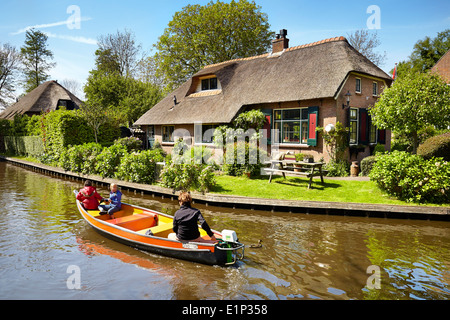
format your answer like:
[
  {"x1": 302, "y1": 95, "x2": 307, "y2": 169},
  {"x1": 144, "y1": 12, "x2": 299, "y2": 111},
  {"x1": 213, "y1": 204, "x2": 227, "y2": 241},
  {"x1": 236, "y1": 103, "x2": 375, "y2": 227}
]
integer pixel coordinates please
[
  {"x1": 303, "y1": 154, "x2": 314, "y2": 163},
  {"x1": 294, "y1": 153, "x2": 304, "y2": 172}
]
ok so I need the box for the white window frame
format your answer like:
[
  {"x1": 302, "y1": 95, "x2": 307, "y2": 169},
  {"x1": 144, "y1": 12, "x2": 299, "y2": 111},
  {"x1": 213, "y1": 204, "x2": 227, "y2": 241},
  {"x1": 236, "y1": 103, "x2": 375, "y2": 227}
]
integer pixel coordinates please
[
  {"x1": 355, "y1": 78, "x2": 362, "y2": 94},
  {"x1": 372, "y1": 81, "x2": 378, "y2": 97},
  {"x1": 194, "y1": 123, "x2": 219, "y2": 145}
]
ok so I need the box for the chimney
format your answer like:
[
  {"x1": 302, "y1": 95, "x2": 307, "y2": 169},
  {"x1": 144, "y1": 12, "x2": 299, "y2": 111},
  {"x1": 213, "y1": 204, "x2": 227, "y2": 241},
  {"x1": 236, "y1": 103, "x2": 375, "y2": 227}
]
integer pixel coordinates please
[{"x1": 272, "y1": 29, "x2": 289, "y2": 53}]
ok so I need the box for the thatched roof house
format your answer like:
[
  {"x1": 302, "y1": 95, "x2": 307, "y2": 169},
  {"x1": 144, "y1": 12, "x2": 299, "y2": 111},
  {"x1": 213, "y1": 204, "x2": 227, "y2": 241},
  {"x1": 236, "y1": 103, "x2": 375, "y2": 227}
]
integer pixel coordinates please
[
  {"x1": 0, "y1": 80, "x2": 82, "y2": 120},
  {"x1": 135, "y1": 31, "x2": 392, "y2": 163}
]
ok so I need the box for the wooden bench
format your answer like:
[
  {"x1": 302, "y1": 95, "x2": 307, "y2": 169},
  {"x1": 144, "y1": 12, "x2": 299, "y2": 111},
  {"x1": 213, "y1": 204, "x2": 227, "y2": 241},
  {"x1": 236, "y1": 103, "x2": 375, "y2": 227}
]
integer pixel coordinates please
[
  {"x1": 265, "y1": 160, "x2": 325, "y2": 189},
  {"x1": 137, "y1": 222, "x2": 174, "y2": 238}
]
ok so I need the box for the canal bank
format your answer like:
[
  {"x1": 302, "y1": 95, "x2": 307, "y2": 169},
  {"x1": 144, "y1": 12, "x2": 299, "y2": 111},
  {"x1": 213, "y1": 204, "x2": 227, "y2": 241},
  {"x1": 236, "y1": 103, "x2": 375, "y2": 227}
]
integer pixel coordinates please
[{"x1": 1, "y1": 156, "x2": 449, "y2": 221}]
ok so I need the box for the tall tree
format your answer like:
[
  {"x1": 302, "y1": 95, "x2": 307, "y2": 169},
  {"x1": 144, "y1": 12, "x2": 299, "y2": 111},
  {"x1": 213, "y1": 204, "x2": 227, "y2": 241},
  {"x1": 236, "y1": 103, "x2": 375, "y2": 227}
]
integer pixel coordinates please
[
  {"x1": 20, "y1": 29, "x2": 55, "y2": 92},
  {"x1": 97, "y1": 29, "x2": 142, "y2": 78},
  {"x1": 370, "y1": 72, "x2": 450, "y2": 154},
  {"x1": 0, "y1": 43, "x2": 21, "y2": 108},
  {"x1": 154, "y1": 0, "x2": 274, "y2": 91},
  {"x1": 347, "y1": 29, "x2": 386, "y2": 67}
]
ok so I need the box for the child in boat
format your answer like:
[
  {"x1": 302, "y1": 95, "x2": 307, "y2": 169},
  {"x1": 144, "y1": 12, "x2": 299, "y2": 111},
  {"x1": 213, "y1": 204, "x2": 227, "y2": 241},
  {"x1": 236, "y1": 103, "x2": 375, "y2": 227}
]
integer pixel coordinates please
[
  {"x1": 98, "y1": 183, "x2": 122, "y2": 219},
  {"x1": 169, "y1": 192, "x2": 217, "y2": 243},
  {"x1": 77, "y1": 180, "x2": 103, "y2": 210}
]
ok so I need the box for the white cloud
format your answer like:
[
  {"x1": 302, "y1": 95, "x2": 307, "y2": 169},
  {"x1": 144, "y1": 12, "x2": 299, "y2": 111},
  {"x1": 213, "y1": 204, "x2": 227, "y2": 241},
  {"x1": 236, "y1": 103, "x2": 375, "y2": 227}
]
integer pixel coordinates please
[
  {"x1": 10, "y1": 17, "x2": 92, "y2": 35},
  {"x1": 44, "y1": 32, "x2": 97, "y2": 45}
]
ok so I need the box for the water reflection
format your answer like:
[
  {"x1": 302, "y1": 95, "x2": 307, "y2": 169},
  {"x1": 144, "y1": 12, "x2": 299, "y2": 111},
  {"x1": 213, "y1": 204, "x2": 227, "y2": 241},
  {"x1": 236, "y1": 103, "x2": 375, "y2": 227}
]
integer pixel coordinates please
[{"x1": 0, "y1": 161, "x2": 449, "y2": 300}]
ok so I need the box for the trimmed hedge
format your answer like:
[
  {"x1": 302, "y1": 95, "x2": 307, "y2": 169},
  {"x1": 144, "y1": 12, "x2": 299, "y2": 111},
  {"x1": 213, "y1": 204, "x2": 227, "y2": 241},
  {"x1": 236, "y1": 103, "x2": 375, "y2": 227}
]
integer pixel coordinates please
[
  {"x1": 417, "y1": 132, "x2": 450, "y2": 161},
  {"x1": 4, "y1": 136, "x2": 44, "y2": 157}
]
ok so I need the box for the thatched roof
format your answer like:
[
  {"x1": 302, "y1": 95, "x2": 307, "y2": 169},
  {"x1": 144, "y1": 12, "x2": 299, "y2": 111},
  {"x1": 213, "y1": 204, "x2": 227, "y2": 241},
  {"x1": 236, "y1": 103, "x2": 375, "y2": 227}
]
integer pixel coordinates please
[
  {"x1": 135, "y1": 36, "x2": 392, "y2": 126},
  {"x1": 0, "y1": 80, "x2": 82, "y2": 120}
]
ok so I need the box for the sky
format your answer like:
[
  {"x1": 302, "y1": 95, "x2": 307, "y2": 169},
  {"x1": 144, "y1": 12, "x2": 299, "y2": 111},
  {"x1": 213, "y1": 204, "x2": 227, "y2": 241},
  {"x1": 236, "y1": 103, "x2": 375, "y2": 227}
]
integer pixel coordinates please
[{"x1": 1, "y1": 0, "x2": 449, "y2": 100}]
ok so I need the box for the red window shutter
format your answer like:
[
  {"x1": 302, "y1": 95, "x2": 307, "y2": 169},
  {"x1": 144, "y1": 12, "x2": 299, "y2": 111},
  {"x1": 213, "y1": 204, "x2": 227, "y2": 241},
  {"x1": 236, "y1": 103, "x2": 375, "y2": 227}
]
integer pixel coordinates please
[
  {"x1": 358, "y1": 108, "x2": 369, "y2": 145},
  {"x1": 307, "y1": 106, "x2": 319, "y2": 146}
]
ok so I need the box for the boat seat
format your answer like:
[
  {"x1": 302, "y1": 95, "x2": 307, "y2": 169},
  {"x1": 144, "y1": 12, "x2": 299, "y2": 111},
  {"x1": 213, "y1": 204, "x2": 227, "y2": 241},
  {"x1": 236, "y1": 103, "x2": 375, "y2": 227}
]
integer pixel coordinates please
[
  {"x1": 137, "y1": 222, "x2": 174, "y2": 238},
  {"x1": 109, "y1": 213, "x2": 158, "y2": 232}
]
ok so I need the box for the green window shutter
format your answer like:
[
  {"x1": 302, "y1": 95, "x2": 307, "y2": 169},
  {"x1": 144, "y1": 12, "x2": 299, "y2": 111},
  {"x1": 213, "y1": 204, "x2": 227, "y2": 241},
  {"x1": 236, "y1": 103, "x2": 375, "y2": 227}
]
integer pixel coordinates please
[
  {"x1": 307, "y1": 106, "x2": 319, "y2": 146},
  {"x1": 358, "y1": 108, "x2": 369, "y2": 145},
  {"x1": 261, "y1": 109, "x2": 272, "y2": 145}
]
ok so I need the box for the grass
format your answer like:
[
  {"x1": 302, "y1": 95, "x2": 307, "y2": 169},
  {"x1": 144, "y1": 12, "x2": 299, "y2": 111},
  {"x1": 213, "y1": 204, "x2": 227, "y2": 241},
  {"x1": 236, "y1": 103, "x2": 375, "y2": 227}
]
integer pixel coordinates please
[{"x1": 211, "y1": 174, "x2": 446, "y2": 207}]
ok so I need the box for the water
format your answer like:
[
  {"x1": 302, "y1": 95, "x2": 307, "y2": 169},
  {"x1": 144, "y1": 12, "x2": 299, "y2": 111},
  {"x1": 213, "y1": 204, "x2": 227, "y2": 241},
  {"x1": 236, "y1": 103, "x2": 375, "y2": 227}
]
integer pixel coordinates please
[{"x1": 0, "y1": 161, "x2": 449, "y2": 300}]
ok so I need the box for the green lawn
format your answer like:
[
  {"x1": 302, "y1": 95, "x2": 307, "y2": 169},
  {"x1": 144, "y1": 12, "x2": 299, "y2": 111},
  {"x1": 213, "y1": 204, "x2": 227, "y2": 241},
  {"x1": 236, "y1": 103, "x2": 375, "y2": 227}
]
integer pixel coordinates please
[{"x1": 211, "y1": 175, "x2": 443, "y2": 206}]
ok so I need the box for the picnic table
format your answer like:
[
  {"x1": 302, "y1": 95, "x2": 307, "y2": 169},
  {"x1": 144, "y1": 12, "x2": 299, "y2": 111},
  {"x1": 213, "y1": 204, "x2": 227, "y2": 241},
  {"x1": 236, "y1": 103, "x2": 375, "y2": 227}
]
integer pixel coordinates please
[{"x1": 264, "y1": 159, "x2": 326, "y2": 189}]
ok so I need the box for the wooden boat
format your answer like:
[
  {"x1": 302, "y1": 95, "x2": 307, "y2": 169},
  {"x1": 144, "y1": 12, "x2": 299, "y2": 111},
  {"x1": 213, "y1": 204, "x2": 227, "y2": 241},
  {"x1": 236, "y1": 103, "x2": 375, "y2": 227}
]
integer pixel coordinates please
[{"x1": 74, "y1": 190, "x2": 245, "y2": 266}]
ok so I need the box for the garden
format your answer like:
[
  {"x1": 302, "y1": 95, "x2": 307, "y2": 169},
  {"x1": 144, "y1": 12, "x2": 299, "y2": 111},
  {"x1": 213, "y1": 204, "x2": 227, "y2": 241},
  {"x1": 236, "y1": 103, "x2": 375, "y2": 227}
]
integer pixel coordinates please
[{"x1": 1, "y1": 107, "x2": 449, "y2": 206}]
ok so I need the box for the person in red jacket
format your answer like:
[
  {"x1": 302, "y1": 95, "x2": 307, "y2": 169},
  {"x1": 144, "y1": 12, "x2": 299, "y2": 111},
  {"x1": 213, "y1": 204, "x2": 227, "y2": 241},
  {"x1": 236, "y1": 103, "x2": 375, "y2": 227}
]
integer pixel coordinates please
[{"x1": 76, "y1": 180, "x2": 103, "y2": 210}]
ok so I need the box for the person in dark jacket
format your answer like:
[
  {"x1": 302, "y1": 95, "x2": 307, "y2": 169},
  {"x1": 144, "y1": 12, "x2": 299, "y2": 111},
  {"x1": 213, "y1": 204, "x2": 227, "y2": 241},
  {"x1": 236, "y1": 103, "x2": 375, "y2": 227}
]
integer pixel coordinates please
[
  {"x1": 76, "y1": 180, "x2": 103, "y2": 210},
  {"x1": 170, "y1": 192, "x2": 217, "y2": 243}
]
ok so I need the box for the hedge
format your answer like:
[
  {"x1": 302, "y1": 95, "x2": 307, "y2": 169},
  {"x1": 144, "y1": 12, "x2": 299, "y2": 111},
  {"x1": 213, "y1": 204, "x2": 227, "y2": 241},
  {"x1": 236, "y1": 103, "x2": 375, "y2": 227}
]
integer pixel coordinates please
[
  {"x1": 4, "y1": 136, "x2": 44, "y2": 157},
  {"x1": 417, "y1": 132, "x2": 450, "y2": 161}
]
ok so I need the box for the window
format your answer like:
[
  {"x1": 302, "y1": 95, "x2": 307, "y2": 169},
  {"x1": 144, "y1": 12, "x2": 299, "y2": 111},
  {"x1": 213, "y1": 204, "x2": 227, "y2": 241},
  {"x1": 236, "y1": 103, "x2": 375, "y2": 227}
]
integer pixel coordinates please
[
  {"x1": 201, "y1": 77, "x2": 218, "y2": 91},
  {"x1": 369, "y1": 121, "x2": 377, "y2": 144},
  {"x1": 355, "y1": 78, "x2": 361, "y2": 93},
  {"x1": 349, "y1": 108, "x2": 358, "y2": 145},
  {"x1": 273, "y1": 108, "x2": 309, "y2": 144},
  {"x1": 194, "y1": 124, "x2": 218, "y2": 144},
  {"x1": 162, "y1": 126, "x2": 174, "y2": 143},
  {"x1": 372, "y1": 82, "x2": 378, "y2": 96}
]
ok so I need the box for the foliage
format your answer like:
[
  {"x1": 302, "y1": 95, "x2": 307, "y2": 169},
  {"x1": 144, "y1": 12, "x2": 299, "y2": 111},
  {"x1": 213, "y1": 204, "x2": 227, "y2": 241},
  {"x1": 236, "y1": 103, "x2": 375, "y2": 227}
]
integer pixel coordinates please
[
  {"x1": 417, "y1": 132, "x2": 450, "y2": 161},
  {"x1": 392, "y1": 29, "x2": 450, "y2": 77},
  {"x1": 78, "y1": 101, "x2": 111, "y2": 143},
  {"x1": 373, "y1": 143, "x2": 386, "y2": 155},
  {"x1": 360, "y1": 156, "x2": 378, "y2": 176},
  {"x1": 370, "y1": 72, "x2": 450, "y2": 154},
  {"x1": 295, "y1": 153, "x2": 304, "y2": 161},
  {"x1": 114, "y1": 136, "x2": 143, "y2": 152},
  {"x1": 58, "y1": 143, "x2": 103, "y2": 174},
  {"x1": 154, "y1": 0, "x2": 274, "y2": 90},
  {"x1": 95, "y1": 144, "x2": 128, "y2": 178},
  {"x1": 223, "y1": 141, "x2": 267, "y2": 177},
  {"x1": 369, "y1": 151, "x2": 450, "y2": 203},
  {"x1": 0, "y1": 119, "x2": 11, "y2": 136},
  {"x1": 3, "y1": 136, "x2": 44, "y2": 157},
  {"x1": 20, "y1": 29, "x2": 55, "y2": 92},
  {"x1": 316, "y1": 122, "x2": 349, "y2": 162},
  {"x1": 233, "y1": 109, "x2": 267, "y2": 131},
  {"x1": 160, "y1": 161, "x2": 216, "y2": 194},
  {"x1": 324, "y1": 160, "x2": 349, "y2": 177},
  {"x1": 116, "y1": 149, "x2": 164, "y2": 184},
  {"x1": 84, "y1": 71, "x2": 162, "y2": 126}
]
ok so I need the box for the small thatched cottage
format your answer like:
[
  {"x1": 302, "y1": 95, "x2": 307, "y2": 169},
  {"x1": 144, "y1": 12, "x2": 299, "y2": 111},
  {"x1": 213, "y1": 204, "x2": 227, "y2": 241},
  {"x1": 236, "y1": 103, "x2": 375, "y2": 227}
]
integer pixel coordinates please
[
  {"x1": 135, "y1": 30, "x2": 392, "y2": 162},
  {"x1": 0, "y1": 80, "x2": 82, "y2": 120}
]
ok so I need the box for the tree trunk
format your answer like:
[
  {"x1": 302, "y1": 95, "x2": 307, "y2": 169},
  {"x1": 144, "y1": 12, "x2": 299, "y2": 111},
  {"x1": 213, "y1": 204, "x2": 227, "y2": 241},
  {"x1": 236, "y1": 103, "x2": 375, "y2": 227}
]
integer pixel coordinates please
[{"x1": 412, "y1": 131, "x2": 418, "y2": 154}]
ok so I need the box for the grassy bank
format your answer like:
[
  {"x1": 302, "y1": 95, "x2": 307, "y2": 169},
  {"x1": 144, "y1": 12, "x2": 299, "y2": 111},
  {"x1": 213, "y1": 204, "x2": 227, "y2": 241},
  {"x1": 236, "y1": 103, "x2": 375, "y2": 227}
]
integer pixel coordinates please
[{"x1": 211, "y1": 175, "x2": 446, "y2": 207}]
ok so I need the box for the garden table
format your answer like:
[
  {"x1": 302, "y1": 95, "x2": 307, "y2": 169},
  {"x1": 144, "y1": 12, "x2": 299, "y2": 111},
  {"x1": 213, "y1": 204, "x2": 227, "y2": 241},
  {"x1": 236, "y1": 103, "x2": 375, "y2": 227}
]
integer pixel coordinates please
[{"x1": 265, "y1": 160, "x2": 326, "y2": 189}]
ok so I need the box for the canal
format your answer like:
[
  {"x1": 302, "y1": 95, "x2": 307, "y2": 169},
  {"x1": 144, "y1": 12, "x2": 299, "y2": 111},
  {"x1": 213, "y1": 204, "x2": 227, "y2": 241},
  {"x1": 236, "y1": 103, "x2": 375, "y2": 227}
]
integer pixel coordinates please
[{"x1": 0, "y1": 161, "x2": 449, "y2": 300}]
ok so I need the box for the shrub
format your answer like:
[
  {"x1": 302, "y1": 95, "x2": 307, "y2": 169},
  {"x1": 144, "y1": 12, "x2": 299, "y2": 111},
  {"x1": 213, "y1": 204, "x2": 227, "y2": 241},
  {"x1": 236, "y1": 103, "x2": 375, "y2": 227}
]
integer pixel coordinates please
[
  {"x1": 58, "y1": 143, "x2": 103, "y2": 174},
  {"x1": 324, "y1": 160, "x2": 349, "y2": 177},
  {"x1": 369, "y1": 151, "x2": 450, "y2": 203},
  {"x1": 223, "y1": 141, "x2": 267, "y2": 177},
  {"x1": 373, "y1": 143, "x2": 386, "y2": 155},
  {"x1": 95, "y1": 144, "x2": 128, "y2": 178},
  {"x1": 160, "y1": 162, "x2": 216, "y2": 194},
  {"x1": 114, "y1": 136, "x2": 143, "y2": 152},
  {"x1": 116, "y1": 149, "x2": 164, "y2": 184},
  {"x1": 417, "y1": 132, "x2": 450, "y2": 161},
  {"x1": 360, "y1": 156, "x2": 377, "y2": 176}
]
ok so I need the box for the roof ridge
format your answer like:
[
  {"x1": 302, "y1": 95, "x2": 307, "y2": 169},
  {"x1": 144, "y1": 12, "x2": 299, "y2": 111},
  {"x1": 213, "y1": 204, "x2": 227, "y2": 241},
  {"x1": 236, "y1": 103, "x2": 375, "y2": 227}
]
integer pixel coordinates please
[{"x1": 202, "y1": 36, "x2": 347, "y2": 69}]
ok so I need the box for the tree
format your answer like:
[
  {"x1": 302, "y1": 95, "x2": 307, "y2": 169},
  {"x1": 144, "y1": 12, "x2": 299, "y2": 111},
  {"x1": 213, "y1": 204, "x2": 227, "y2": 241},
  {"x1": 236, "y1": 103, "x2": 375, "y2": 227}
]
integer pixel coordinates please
[
  {"x1": 347, "y1": 29, "x2": 386, "y2": 67},
  {"x1": 370, "y1": 72, "x2": 450, "y2": 154},
  {"x1": 0, "y1": 43, "x2": 21, "y2": 108},
  {"x1": 20, "y1": 29, "x2": 55, "y2": 92},
  {"x1": 84, "y1": 71, "x2": 162, "y2": 126},
  {"x1": 78, "y1": 101, "x2": 110, "y2": 143},
  {"x1": 392, "y1": 29, "x2": 450, "y2": 78},
  {"x1": 97, "y1": 29, "x2": 142, "y2": 78},
  {"x1": 154, "y1": 0, "x2": 274, "y2": 90},
  {"x1": 60, "y1": 78, "x2": 82, "y2": 99}
]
